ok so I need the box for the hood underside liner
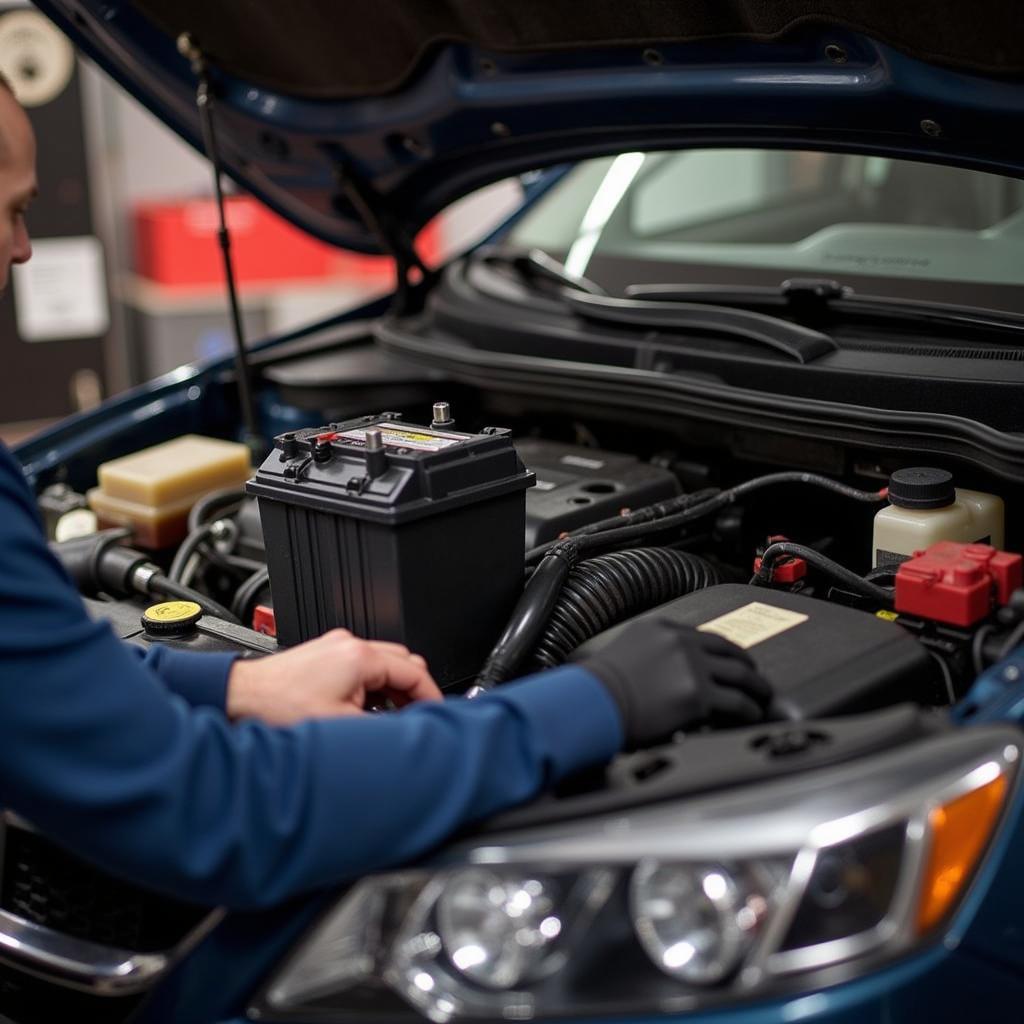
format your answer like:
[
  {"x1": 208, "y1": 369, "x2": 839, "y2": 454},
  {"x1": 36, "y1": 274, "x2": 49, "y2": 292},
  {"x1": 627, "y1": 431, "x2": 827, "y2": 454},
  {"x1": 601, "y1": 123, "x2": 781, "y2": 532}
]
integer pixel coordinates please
[{"x1": 134, "y1": 0, "x2": 1024, "y2": 98}]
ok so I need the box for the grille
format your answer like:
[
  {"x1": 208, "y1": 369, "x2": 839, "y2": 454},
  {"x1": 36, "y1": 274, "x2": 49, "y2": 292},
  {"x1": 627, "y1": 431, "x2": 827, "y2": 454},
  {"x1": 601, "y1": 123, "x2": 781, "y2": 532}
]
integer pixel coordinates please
[{"x1": 1, "y1": 825, "x2": 209, "y2": 953}]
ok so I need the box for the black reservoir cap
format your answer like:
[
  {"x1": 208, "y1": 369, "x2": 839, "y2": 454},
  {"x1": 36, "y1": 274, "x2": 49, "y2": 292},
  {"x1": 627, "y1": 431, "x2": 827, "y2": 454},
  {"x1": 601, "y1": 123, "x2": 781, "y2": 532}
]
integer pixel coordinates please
[{"x1": 887, "y1": 467, "x2": 955, "y2": 510}]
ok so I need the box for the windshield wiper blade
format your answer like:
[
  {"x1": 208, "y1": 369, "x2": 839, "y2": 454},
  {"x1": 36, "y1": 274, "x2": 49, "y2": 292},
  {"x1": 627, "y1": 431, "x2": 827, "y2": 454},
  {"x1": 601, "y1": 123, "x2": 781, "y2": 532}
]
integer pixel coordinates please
[
  {"x1": 626, "y1": 278, "x2": 1024, "y2": 334},
  {"x1": 563, "y1": 291, "x2": 836, "y2": 364},
  {"x1": 476, "y1": 246, "x2": 606, "y2": 296}
]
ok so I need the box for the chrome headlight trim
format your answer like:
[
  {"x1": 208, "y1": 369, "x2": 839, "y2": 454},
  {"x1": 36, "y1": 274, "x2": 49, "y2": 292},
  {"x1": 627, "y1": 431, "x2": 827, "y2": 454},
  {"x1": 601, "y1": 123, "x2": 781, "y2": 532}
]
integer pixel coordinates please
[{"x1": 258, "y1": 726, "x2": 1020, "y2": 1022}]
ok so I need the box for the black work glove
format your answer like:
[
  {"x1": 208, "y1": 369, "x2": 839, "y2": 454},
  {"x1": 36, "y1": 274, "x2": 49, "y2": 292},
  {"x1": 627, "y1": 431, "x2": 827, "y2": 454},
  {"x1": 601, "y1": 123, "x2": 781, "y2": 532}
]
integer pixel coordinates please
[{"x1": 579, "y1": 616, "x2": 773, "y2": 750}]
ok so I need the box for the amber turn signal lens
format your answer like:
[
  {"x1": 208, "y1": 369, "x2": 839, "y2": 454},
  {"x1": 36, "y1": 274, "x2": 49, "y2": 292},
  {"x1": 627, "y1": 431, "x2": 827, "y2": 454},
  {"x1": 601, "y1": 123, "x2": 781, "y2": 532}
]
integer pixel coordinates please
[{"x1": 916, "y1": 771, "x2": 1008, "y2": 934}]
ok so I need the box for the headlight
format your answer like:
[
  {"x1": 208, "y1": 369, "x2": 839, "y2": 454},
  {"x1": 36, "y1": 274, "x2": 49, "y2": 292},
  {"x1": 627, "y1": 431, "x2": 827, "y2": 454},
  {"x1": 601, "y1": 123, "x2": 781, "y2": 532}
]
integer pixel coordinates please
[
  {"x1": 435, "y1": 869, "x2": 560, "y2": 989},
  {"x1": 630, "y1": 861, "x2": 769, "y2": 985},
  {"x1": 256, "y1": 727, "x2": 1018, "y2": 1022}
]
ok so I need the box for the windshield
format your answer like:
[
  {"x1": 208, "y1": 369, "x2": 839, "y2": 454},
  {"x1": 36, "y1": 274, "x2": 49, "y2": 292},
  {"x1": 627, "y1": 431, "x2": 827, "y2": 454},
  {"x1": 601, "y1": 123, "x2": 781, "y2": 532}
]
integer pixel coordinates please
[{"x1": 509, "y1": 150, "x2": 1024, "y2": 313}]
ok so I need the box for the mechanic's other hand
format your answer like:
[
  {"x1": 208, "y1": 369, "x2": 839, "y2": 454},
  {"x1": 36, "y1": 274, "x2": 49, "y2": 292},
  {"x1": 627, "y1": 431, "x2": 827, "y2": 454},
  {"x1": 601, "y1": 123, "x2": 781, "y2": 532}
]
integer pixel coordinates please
[
  {"x1": 226, "y1": 629, "x2": 442, "y2": 725},
  {"x1": 579, "y1": 617, "x2": 773, "y2": 750}
]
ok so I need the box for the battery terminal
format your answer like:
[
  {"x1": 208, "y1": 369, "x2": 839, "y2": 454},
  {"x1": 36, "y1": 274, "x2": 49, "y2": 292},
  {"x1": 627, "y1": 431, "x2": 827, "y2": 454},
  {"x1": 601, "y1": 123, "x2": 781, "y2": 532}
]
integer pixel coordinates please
[{"x1": 364, "y1": 428, "x2": 388, "y2": 480}]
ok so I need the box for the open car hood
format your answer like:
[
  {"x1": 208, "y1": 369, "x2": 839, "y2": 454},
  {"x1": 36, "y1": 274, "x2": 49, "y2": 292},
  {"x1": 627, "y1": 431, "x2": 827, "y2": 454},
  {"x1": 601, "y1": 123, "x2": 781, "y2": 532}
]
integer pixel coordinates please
[{"x1": 32, "y1": 0, "x2": 1024, "y2": 256}]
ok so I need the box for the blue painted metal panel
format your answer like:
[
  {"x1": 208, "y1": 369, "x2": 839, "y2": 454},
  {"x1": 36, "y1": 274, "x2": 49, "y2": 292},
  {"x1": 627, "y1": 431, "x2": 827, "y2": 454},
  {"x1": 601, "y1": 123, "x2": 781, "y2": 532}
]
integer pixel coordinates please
[{"x1": 28, "y1": 4, "x2": 1024, "y2": 254}]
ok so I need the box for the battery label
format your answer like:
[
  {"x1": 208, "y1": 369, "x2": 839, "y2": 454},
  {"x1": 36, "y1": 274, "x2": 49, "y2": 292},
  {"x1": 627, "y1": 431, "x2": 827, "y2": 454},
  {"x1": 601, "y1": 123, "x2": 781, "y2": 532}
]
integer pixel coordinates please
[
  {"x1": 337, "y1": 427, "x2": 468, "y2": 452},
  {"x1": 698, "y1": 602, "x2": 808, "y2": 649}
]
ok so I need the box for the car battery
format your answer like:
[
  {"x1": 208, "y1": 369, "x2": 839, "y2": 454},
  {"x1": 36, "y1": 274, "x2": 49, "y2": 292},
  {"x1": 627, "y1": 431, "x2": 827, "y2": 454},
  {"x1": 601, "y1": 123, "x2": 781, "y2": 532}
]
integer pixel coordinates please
[{"x1": 247, "y1": 412, "x2": 534, "y2": 687}]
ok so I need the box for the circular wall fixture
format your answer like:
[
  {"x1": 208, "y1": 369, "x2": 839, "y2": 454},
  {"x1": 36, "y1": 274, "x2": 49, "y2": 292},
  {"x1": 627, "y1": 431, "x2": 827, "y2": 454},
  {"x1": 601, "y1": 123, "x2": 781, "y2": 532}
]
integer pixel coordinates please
[{"x1": 0, "y1": 9, "x2": 75, "y2": 108}]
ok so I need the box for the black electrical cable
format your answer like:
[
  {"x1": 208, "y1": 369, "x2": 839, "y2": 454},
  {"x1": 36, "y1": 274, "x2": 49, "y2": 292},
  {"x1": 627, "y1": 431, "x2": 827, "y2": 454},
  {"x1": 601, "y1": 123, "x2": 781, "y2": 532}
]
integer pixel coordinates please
[
  {"x1": 998, "y1": 620, "x2": 1024, "y2": 662},
  {"x1": 173, "y1": 521, "x2": 265, "y2": 587},
  {"x1": 531, "y1": 548, "x2": 720, "y2": 670},
  {"x1": 180, "y1": 545, "x2": 265, "y2": 590},
  {"x1": 751, "y1": 541, "x2": 893, "y2": 604},
  {"x1": 927, "y1": 650, "x2": 957, "y2": 705},
  {"x1": 524, "y1": 473, "x2": 887, "y2": 563},
  {"x1": 972, "y1": 623, "x2": 996, "y2": 677},
  {"x1": 187, "y1": 487, "x2": 247, "y2": 532},
  {"x1": 555, "y1": 488, "x2": 721, "y2": 542},
  {"x1": 148, "y1": 574, "x2": 240, "y2": 624},
  {"x1": 474, "y1": 542, "x2": 580, "y2": 689},
  {"x1": 217, "y1": 551, "x2": 266, "y2": 575},
  {"x1": 169, "y1": 522, "x2": 220, "y2": 583},
  {"x1": 232, "y1": 568, "x2": 271, "y2": 624}
]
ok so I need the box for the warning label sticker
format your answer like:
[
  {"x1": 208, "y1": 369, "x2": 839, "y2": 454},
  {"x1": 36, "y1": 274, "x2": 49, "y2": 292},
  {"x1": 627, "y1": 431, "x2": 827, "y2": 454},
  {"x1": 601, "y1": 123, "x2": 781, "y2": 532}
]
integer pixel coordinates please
[
  {"x1": 337, "y1": 427, "x2": 467, "y2": 452},
  {"x1": 698, "y1": 602, "x2": 808, "y2": 650}
]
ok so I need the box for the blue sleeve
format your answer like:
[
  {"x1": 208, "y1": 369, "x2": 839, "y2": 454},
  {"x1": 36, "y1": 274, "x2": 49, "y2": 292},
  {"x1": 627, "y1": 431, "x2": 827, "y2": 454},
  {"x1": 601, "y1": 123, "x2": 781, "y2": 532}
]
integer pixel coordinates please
[
  {"x1": 129, "y1": 645, "x2": 237, "y2": 712},
  {"x1": 0, "y1": 444, "x2": 622, "y2": 910}
]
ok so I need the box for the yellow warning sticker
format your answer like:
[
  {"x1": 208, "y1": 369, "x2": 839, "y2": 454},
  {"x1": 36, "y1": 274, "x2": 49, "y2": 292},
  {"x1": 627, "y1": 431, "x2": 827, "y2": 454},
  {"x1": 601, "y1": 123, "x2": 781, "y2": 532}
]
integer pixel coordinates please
[
  {"x1": 338, "y1": 427, "x2": 466, "y2": 451},
  {"x1": 698, "y1": 602, "x2": 809, "y2": 649},
  {"x1": 875, "y1": 609, "x2": 900, "y2": 622}
]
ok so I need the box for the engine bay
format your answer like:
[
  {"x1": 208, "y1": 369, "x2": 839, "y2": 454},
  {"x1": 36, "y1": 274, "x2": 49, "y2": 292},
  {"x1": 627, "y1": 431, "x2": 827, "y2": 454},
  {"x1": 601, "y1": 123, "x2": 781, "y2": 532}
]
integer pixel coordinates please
[{"x1": 48, "y1": 385, "x2": 1024, "y2": 766}]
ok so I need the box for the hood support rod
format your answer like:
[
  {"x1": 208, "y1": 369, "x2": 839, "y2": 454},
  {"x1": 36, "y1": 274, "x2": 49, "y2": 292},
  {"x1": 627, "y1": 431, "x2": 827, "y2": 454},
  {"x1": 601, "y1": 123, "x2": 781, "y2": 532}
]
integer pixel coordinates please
[{"x1": 177, "y1": 33, "x2": 263, "y2": 458}]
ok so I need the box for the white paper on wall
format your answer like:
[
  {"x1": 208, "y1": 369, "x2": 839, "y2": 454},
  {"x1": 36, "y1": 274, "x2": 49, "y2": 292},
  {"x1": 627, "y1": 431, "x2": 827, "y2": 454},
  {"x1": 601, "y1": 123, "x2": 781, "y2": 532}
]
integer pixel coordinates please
[{"x1": 12, "y1": 235, "x2": 110, "y2": 342}]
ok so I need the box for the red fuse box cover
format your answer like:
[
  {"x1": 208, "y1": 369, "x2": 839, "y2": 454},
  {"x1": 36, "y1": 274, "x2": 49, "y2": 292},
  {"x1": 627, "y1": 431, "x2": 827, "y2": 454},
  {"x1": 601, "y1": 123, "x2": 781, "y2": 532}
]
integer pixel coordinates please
[{"x1": 895, "y1": 542, "x2": 1023, "y2": 626}]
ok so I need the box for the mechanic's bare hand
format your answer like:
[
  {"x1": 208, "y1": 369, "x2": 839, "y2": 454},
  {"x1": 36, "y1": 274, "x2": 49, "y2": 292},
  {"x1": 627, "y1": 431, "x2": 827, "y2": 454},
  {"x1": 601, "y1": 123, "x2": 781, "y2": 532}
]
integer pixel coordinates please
[{"x1": 226, "y1": 629, "x2": 442, "y2": 725}]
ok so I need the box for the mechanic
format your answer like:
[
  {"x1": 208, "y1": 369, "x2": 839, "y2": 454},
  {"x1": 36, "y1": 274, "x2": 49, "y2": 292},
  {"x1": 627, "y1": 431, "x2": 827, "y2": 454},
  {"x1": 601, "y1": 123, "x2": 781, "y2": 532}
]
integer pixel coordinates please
[{"x1": 0, "y1": 78, "x2": 771, "y2": 909}]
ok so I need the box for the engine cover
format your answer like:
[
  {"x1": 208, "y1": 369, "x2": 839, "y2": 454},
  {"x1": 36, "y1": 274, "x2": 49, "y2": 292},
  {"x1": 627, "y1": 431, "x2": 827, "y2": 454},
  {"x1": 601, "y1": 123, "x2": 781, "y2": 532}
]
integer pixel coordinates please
[{"x1": 575, "y1": 584, "x2": 936, "y2": 718}]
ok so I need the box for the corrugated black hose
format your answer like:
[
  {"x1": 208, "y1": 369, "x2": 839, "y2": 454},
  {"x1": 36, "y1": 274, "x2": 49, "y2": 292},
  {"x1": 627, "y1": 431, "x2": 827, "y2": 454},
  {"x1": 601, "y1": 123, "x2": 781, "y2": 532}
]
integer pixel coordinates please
[{"x1": 530, "y1": 548, "x2": 720, "y2": 670}]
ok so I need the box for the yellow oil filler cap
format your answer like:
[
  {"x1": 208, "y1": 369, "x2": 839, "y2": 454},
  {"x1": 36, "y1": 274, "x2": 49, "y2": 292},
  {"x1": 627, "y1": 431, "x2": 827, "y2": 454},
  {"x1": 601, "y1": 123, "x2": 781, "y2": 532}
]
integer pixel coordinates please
[{"x1": 142, "y1": 600, "x2": 203, "y2": 637}]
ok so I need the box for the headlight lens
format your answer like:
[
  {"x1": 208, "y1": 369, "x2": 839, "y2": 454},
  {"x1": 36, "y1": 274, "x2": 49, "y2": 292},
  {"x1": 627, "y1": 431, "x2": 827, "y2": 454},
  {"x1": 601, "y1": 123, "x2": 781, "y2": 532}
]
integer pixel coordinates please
[
  {"x1": 389, "y1": 867, "x2": 614, "y2": 1020},
  {"x1": 435, "y1": 870, "x2": 563, "y2": 988},
  {"x1": 257, "y1": 729, "x2": 1018, "y2": 1022},
  {"x1": 631, "y1": 862, "x2": 764, "y2": 984}
]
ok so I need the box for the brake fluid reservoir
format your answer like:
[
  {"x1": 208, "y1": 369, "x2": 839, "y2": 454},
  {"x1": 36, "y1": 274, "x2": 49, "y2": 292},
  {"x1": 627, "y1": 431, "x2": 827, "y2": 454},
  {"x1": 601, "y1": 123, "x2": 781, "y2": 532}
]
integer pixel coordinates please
[{"x1": 872, "y1": 467, "x2": 1004, "y2": 568}]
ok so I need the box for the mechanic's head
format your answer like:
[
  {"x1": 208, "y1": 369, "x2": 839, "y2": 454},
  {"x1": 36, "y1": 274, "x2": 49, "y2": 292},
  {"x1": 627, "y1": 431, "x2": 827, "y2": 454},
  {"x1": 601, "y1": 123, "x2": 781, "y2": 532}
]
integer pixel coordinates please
[{"x1": 0, "y1": 72, "x2": 35, "y2": 290}]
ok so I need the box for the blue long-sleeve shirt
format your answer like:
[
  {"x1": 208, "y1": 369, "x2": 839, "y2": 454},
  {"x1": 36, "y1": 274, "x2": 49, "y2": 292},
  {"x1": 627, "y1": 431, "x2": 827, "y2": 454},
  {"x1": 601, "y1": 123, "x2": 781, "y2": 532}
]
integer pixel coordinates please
[{"x1": 0, "y1": 442, "x2": 623, "y2": 909}]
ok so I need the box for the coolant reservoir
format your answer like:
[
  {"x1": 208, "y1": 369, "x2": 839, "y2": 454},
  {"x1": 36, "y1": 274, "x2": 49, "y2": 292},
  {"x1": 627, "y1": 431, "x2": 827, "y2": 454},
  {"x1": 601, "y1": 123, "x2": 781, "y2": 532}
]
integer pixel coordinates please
[{"x1": 872, "y1": 467, "x2": 1004, "y2": 568}]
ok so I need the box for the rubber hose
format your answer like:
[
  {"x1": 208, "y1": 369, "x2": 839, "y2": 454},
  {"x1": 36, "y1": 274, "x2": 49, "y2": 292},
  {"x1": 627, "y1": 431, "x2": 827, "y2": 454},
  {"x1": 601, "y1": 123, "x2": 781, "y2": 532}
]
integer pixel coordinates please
[
  {"x1": 187, "y1": 487, "x2": 246, "y2": 533},
  {"x1": 530, "y1": 547, "x2": 720, "y2": 670},
  {"x1": 168, "y1": 522, "x2": 219, "y2": 582},
  {"x1": 232, "y1": 568, "x2": 271, "y2": 624}
]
